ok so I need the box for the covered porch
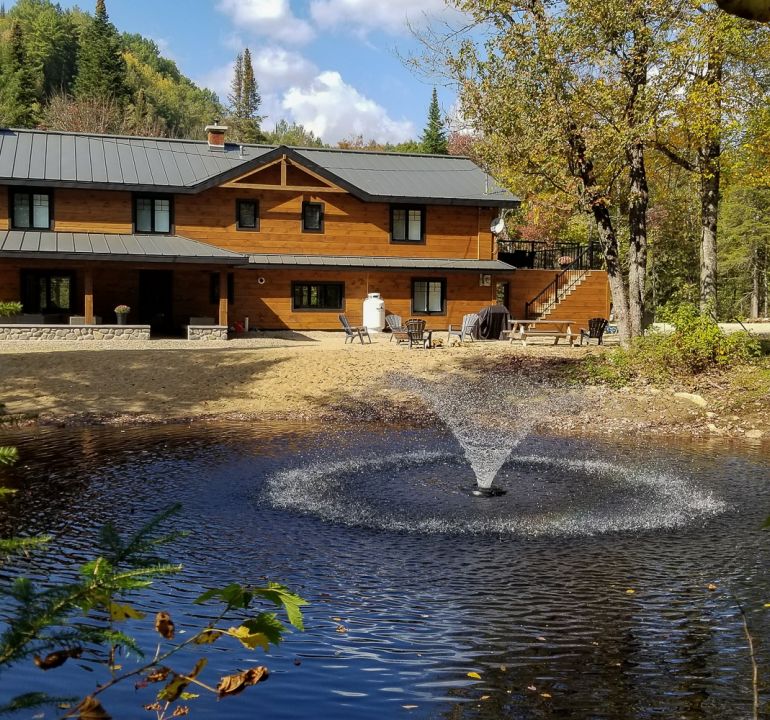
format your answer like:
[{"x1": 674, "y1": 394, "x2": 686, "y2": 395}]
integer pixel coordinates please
[{"x1": 0, "y1": 230, "x2": 247, "y2": 340}]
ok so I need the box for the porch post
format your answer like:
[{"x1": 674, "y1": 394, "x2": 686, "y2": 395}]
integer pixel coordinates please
[
  {"x1": 218, "y1": 270, "x2": 228, "y2": 327},
  {"x1": 84, "y1": 268, "x2": 94, "y2": 324}
]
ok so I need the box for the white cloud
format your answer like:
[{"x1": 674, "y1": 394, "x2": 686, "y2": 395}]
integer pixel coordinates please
[
  {"x1": 217, "y1": 0, "x2": 314, "y2": 45},
  {"x1": 309, "y1": 0, "x2": 461, "y2": 34},
  {"x1": 251, "y1": 47, "x2": 318, "y2": 93},
  {"x1": 282, "y1": 71, "x2": 415, "y2": 144}
]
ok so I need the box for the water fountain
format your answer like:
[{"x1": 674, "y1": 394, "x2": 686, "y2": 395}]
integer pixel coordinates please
[{"x1": 264, "y1": 372, "x2": 726, "y2": 536}]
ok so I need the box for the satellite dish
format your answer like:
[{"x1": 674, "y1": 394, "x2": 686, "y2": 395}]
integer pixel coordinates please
[{"x1": 490, "y1": 215, "x2": 506, "y2": 235}]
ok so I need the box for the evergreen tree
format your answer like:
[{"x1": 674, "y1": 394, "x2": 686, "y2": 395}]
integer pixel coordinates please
[
  {"x1": 73, "y1": 0, "x2": 127, "y2": 102},
  {"x1": 0, "y1": 21, "x2": 38, "y2": 125},
  {"x1": 226, "y1": 48, "x2": 263, "y2": 143},
  {"x1": 420, "y1": 88, "x2": 448, "y2": 154}
]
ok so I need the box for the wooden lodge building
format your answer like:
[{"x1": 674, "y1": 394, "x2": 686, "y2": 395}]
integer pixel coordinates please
[{"x1": 0, "y1": 125, "x2": 610, "y2": 340}]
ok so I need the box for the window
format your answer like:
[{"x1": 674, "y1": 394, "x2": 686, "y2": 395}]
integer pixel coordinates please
[
  {"x1": 20, "y1": 270, "x2": 74, "y2": 313},
  {"x1": 302, "y1": 202, "x2": 324, "y2": 233},
  {"x1": 412, "y1": 278, "x2": 446, "y2": 315},
  {"x1": 391, "y1": 205, "x2": 424, "y2": 243},
  {"x1": 209, "y1": 273, "x2": 235, "y2": 304},
  {"x1": 135, "y1": 195, "x2": 172, "y2": 233},
  {"x1": 292, "y1": 282, "x2": 344, "y2": 310},
  {"x1": 237, "y1": 199, "x2": 259, "y2": 230},
  {"x1": 12, "y1": 190, "x2": 52, "y2": 229}
]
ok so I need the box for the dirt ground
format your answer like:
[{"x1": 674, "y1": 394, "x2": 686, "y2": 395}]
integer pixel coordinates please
[{"x1": 0, "y1": 331, "x2": 767, "y2": 442}]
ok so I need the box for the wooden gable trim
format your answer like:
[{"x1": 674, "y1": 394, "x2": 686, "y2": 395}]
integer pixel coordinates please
[{"x1": 220, "y1": 153, "x2": 346, "y2": 194}]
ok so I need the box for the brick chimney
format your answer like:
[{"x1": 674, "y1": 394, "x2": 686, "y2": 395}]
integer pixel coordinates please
[{"x1": 205, "y1": 123, "x2": 228, "y2": 150}]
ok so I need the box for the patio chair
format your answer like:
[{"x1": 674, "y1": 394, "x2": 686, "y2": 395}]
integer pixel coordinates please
[
  {"x1": 447, "y1": 313, "x2": 479, "y2": 345},
  {"x1": 406, "y1": 318, "x2": 430, "y2": 349},
  {"x1": 580, "y1": 317, "x2": 608, "y2": 345},
  {"x1": 339, "y1": 314, "x2": 371, "y2": 344},
  {"x1": 385, "y1": 314, "x2": 409, "y2": 344}
]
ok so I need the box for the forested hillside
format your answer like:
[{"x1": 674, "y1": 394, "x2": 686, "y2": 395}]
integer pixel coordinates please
[{"x1": 0, "y1": 0, "x2": 223, "y2": 139}]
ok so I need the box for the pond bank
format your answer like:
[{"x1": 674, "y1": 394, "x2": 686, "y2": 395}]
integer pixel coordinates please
[{"x1": 0, "y1": 331, "x2": 767, "y2": 441}]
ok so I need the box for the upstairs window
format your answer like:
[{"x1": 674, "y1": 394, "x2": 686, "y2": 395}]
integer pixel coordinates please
[
  {"x1": 237, "y1": 199, "x2": 259, "y2": 230},
  {"x1": 412, "y1": 278, "x2": 445, "y2": 315},
  {"x1": 12, "y1": 190, "x2": 51, "y2": 230},
  {"x1": 302, "y1": 202, "x2": 324, "y2": 233},
  {"x1": 391, "y1": 205, "x2": 424, "y2": 243},
  {"x1": 135, "y1": 195, "x2": 172, "y2": 233}
]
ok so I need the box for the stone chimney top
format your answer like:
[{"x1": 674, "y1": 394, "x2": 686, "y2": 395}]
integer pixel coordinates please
[{"x1": 205, "y1": 123, "x2": 228, "y2": 150}]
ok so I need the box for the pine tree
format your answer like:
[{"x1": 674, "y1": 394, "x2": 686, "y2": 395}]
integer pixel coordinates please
[
  {"x1": 0, "y1": 21, "x2": 38, "y2": 126},
  {"x1": 420, "y1": 88, "x2": 448, "y2": 154},
  {"x1": 226, "y1": 48, "x2": 264, "y2": 143},
  {"x1": 228, "y1": 52, "x2": 243, "y2": 118},
  {"x1": 73, "y1": 0, "x2": 127, "y2": 102}
]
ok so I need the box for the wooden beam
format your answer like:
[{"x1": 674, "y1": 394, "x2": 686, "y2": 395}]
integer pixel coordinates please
[
  {"x1": 84, "y1": 268, "x2": 94, "y2": 324},
  {"x1": 280, "y1": 155, "x2": 287, "y2": 187},
  {"x1": 220, "y1": 182, "x2": 345, "y2": 193},
  {"x1": 218, "y1": 270, "x2": 228, "y2": 327}
]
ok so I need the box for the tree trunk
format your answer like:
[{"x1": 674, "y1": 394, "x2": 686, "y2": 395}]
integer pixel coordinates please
[
  {"x1": 751, "y1": 244, "x2": 760, "y2": 319},
  {"x1": 699, "y1": 156, "x2": 719, "y2": 313},
  {"x1": 627, "y1": 140, "x2": 648, "y2": 337}
]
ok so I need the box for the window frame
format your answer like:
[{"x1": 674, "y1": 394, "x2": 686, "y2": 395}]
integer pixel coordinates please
[
  {"x1": 236, "y1": 199, "x2": 259, "y2": 231},
  {"x1": 209, "y1": 273, "x2": 235, "y2": 305},
  {"x1": 133, "y1": 193, "x2": 174, "y2": 234},
  {"x1": 291, "y1": 281, "x2": 345, "y2": 311},
  {"x1": 390, "y1": 204, "x2": 426, "y2": 244},
  {"x1": 301, "y1": 201, "x2": 325, "y2": 234},
  {"x1": 411, "y1": 277, "x2": 447, "y2": 316},
  {"x1": 10, "y1": 188, "x2": 53, "y2": 230},
  {"x1": 20, "y1": 269, "x2": 75, "y2": 314}
]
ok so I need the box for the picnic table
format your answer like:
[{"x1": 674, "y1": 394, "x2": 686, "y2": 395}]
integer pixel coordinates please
[{"x1": 504, "y1": 319, "x2": 577, "y2": 346}]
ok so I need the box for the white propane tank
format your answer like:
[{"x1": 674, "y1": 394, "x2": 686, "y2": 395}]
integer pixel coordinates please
[{"x1": 363, "y1": 292, "x2": 385, "y2": 332}]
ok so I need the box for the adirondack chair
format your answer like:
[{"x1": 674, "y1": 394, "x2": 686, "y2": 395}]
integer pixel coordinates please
[
  {"x1": 385, "y1": 314, "x2": 409, "y2": 344},
  {"x1": 447, "y1": 313, "x2": 479, "y2": 344},
  {"x1": 580, "y1": 317, "x2": 608, "y2": 345},
  {"x1": 339, "y1": 314, "x2": 371, "y2": 344},
  {"x1": 406, "y1": 318, "x2": 430, "y2": 349}
]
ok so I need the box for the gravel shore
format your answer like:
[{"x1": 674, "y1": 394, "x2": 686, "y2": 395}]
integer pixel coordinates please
[{"x1": 0, "y1": 331, "x2": 767, "y2": 441}]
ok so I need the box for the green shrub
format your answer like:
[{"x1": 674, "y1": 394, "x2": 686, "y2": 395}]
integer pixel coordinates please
[
  {"x1": 0, "y1": 302, "x2": 22, "y2": 318},
  {"x1": 581, "y1": 303, "x2": 762, "y2": 384}
]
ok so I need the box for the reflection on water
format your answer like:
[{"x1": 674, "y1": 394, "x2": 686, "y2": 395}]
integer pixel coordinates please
[{"x1": 0, "y1": 422, "x2": 769, "y2": 719}]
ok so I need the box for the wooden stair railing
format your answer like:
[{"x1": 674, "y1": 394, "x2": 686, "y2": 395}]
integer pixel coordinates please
[{"x1": 524, "y1": 245, "x2": 596, "y2": 320}]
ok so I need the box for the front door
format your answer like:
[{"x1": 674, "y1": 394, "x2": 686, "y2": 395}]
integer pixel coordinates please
[{"x1": 138, "y1": 270, "x2": 174, "y2": 334}]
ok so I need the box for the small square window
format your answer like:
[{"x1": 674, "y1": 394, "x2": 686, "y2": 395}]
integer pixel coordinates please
[
  {"x1": 134, "y1": 195, "x2": 173, "y2": 234},
  {"x1": 391, "y1": 205, "x2": 424, "y2": 243},
  {"x1": 237, "y1": 200, "x2": 259, "y2": 230},
  {"x1": 302, "y1": 202, "x2": 324, "y2": 233},
  {"x1": 12, "y1": 190, "x2": 51, "y2": 229}
]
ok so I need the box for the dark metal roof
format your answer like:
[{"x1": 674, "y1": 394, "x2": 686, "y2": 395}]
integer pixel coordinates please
[
  {"x1": 0, "y1": 129, "x2": 519, "y2": 207},
  {"x1": 246, "y1": 253, "x2": 515, "y2": 272},
  {"x1": 0, "y1": 230, "x2": 247, "y2": 264}
]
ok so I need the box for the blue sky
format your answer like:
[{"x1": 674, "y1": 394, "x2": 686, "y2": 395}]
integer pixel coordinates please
[{"x1": 11, "y1": 0, "x2": 467, "y2": 144}]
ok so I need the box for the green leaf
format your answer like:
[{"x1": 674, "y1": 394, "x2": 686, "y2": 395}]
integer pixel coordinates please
[
  {"x1": 224, "y1": 615, "x2": 285, "y2": 652},
  {"x1": 253, "y1": 583, "x2": 308, "y2": 630},
  {"x1": 0, "y1": 446, "x2": 19, "y2": 466},
  {"x1": 195, "y1": 583, "x2": 253, "y2": 609}
]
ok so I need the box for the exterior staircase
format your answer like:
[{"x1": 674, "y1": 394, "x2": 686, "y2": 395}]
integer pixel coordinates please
[{"x1": 525, "y1": 269, "x2": 611, "y2": 334}]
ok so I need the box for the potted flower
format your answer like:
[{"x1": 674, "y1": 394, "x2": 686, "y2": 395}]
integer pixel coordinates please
[
  {"x1": 557, "y1": 255, "x2": 574, "y2": 269},
  {"x1": 114, "y1": 304, "x2": 131, "y2": 325}
]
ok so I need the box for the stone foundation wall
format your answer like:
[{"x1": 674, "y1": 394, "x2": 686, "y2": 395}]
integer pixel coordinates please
[
  {"x1": 0, "y1": 325, "x2": 151, "y2": 341},
  {"x1": 186, "y1": 325, "x2": 228, "y2": 341}
]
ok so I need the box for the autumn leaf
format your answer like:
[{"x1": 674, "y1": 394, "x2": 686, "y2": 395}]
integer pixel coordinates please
[
  {"x1": 158, "y1": 659, "x2": 207, "y2": 703},
  {"x1": 707, "y1": 583, "x2": 718, "y2": 591},
  {"x1": 216, "y1": 666, "x2": 269, "y2": 699},
  {"x1": 109, "y1": 602, "x2": 145, "y2": 622},
  {"x1": 146, "y1": 667, "x2": 171, "y2": 683},
  {"x1": 34, "y1": 647, "x2": 82, "y2": 670},
  {"x1": 75, "y1": 695, "x2": 111, "y2": 719},
  {"x1": 155, "y1": 611, "x2": 175, "y2": 640},
  {"x1": 467, "y1": 672, "x2": 481, "y2": 680},
  {"x1": 193, "y1": 629, "x2": 224, "y2": 645}
]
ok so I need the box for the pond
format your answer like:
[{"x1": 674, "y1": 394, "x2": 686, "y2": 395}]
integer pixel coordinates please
[{"x1": 0, "y1": 422, "x2": 769, "y2": 719}]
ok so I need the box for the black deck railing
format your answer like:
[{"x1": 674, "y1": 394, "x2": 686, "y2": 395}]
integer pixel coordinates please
[
  {"x1": 524, "y1": 244, "x2": 598, "y2": 319},
  {"x1": 498, "y1": 241, "x2": 603, "y2": 271}
]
